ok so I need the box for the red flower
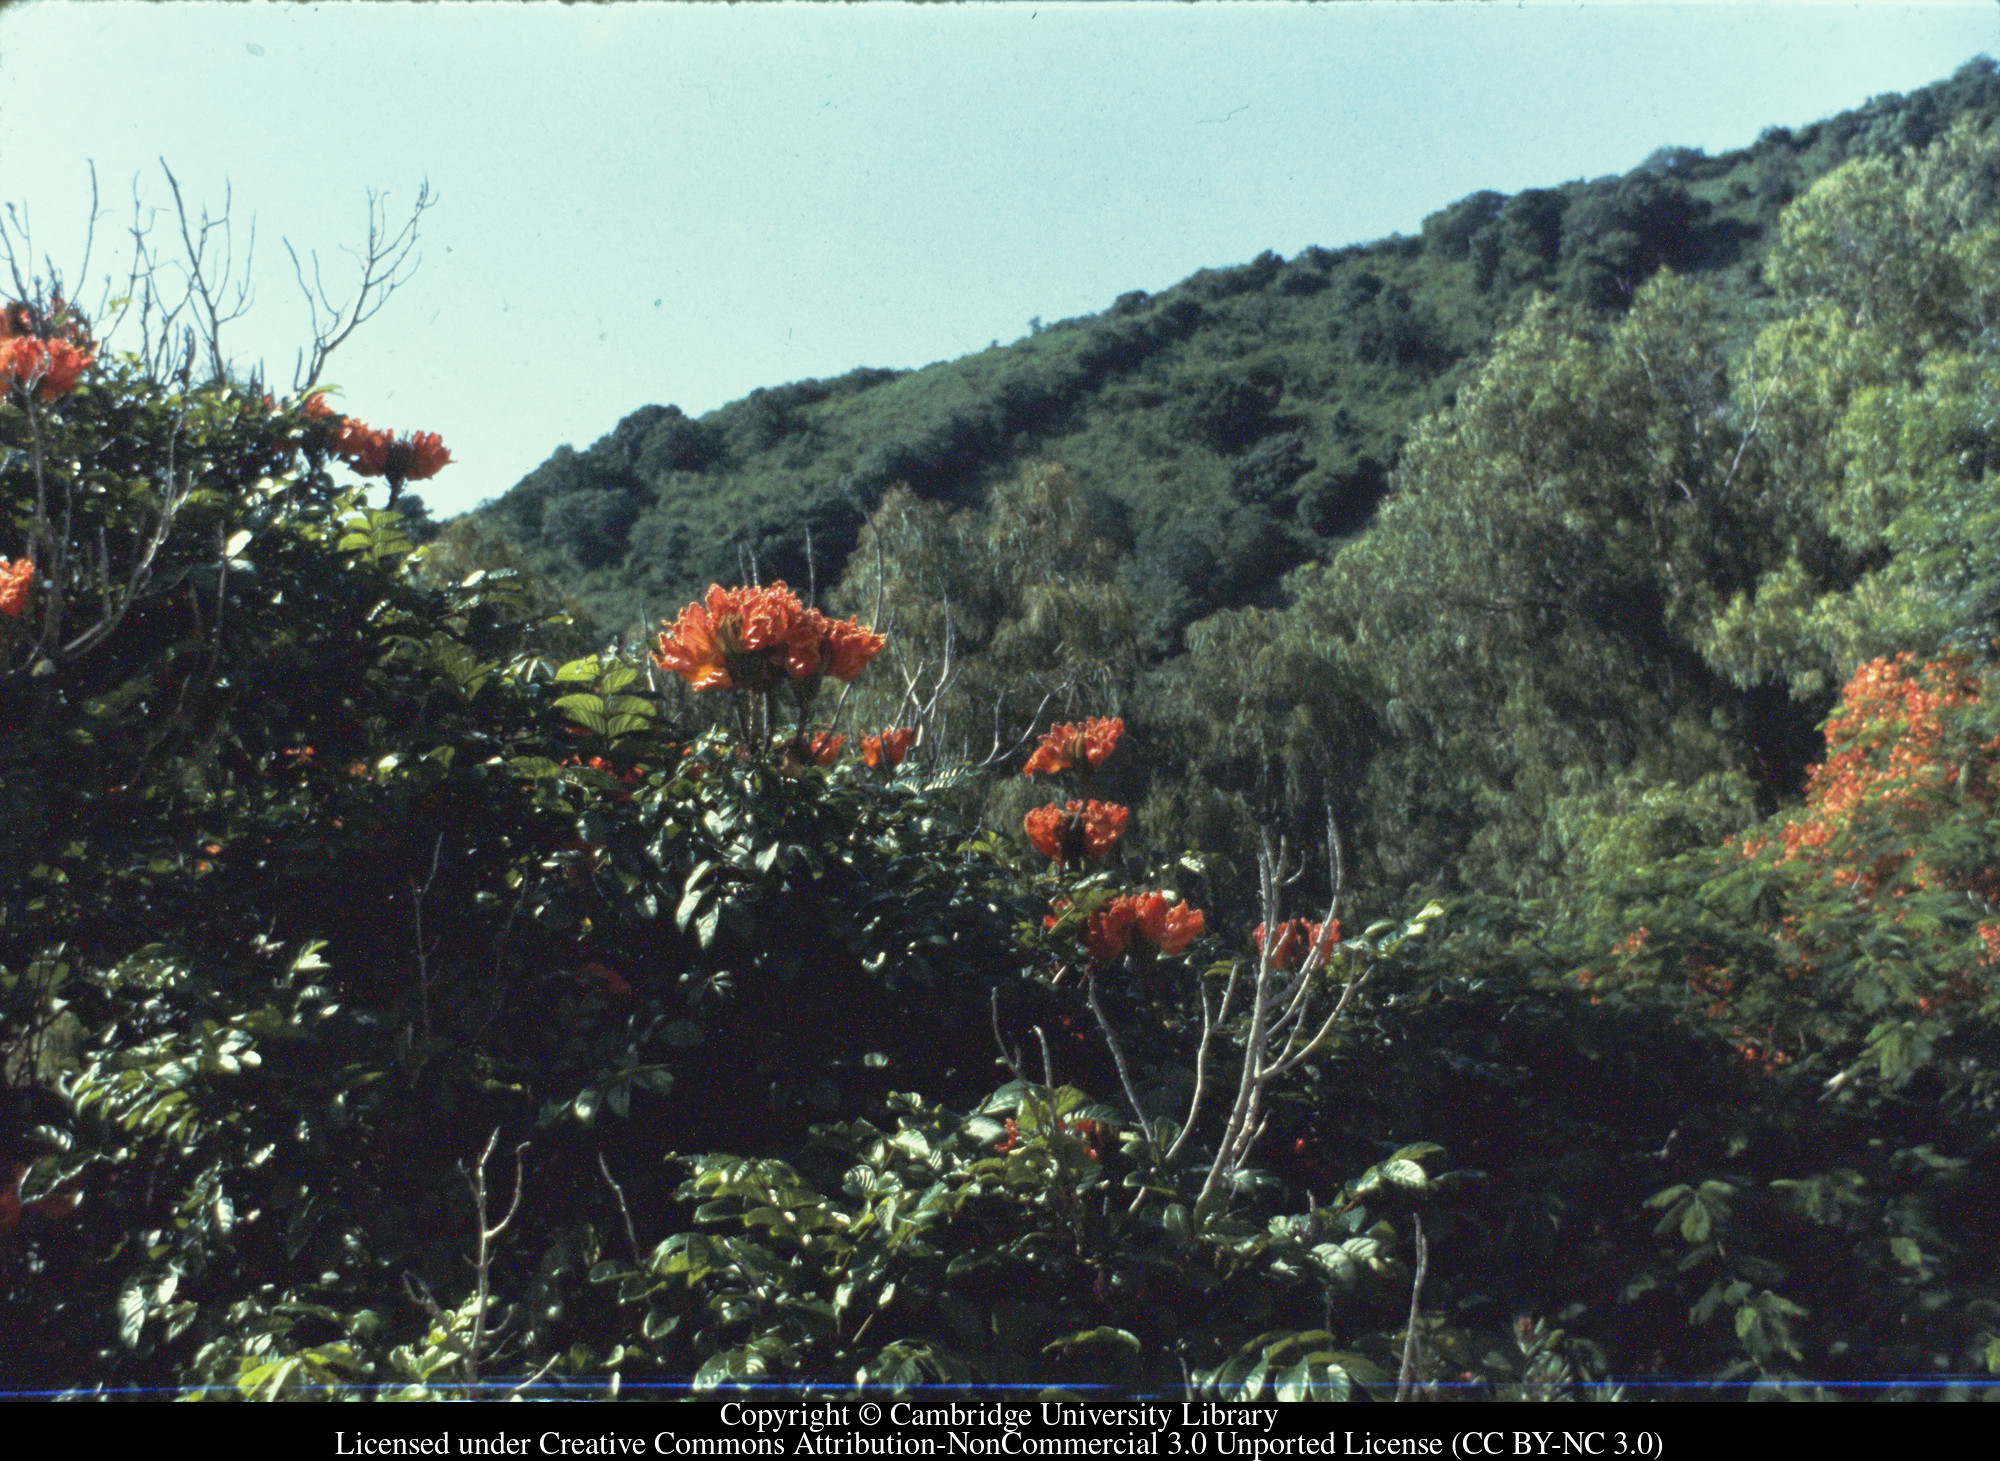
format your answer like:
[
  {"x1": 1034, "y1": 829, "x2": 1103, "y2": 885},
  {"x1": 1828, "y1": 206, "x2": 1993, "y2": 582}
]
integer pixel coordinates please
[
  {"x1": 863, "y1": 727, "x2": 914, "y2": 770},
  {"x1": 301, "y1": 391, "x2": 339, "y2": 420},
  {"x1": 1024, "y1": 800, "x2": 1129, "y2": 865},
  {"x1": 1023, "y1": 717, "x2": 1124, "y2": 777},
  {"x1": 575, "y1": 960, "x2": 633, "y2": 998},
  {"x1": 0, "y1": 301, "x2": 94, "y2": 401},
  {"x1": 333, "y1": 417, "x2": 393, "y2": 475},
  {"x1": 1131, "y1": 891, "x2": 1205, "y2": 956},
  {"x1": 795, "y1": 610, "x2": 886, "y2": 682},
  {"x1": 333, "y1": 421, "x2": 451, "y2": 484},
  {"x1": 652, "y1": 582, "x2": 812, "y2": 694},
  {"x1": 1084, "y1": 898, "x2": 1140, "y2": 962},
  {"x1": 1070, "y1": 892, "x2": 1206, "y2": 962},
  {"x1": 1254, "y1": 918, "x2": 1337, "y2": 971},
  {"x1": 388, "y1": 431, "x2": 453, "y2": 483},
  {"x1": 805, "y1": 731, "x2": 846, "y2": 765},
  {"x1": 0, "y1": 558, "x2": 33, "y2": 618},
  {"x1": 0, "y1": 336, "x2": 93, "y2": 401}
]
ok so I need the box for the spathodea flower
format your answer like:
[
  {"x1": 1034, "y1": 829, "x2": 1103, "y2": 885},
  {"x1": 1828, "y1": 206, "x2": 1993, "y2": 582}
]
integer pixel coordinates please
[
  {"x1": 805, "y1": 731, "x2": 846, "y2": 765},
  {"x1": 0, "y1": 336, "x2": 94, "y2": 401},
  {"x1": 797, "y1": 611, "x2": 886, "y2": 682},
  {"x1": 0, "y1": 299, "x2": 95, "y2": 401},
  {"x1": 1070, "y1": 891, "x2": 1206, "y2": 962},
  {"x1": 333, "y1": 421, "x2": 452, "y2": 487},
  {"x1": 863, "y1": 727, "x2": 914, "y2": 769},
  {"x1": 1254, "y1": 918, "x2": 1338, "y2": 971},
  {"x1": 653, "y1": 582, "x2": 812, "y2": 694},
  {"x1": 1132, "y1": 891, "x2": 1205, "y2": 956},
  {"x1": 1084, "y1": 898, "x2": 1140, "y2": 963},
  {"x1": 333, "y1": 417, "x2": 393, "y2": 476},
  {"x1": 652, "y1": 583, "x2": 885, "y2": 697},
  {"x1": 1024, "y1": 800, "x2": 1128, "y2": 866},
  {"x1": 0, "y1": 558, "x2": 33, "y2": 618},
  {"x1": 386, "y1": 431, "x2": 453, "y2": 483},
  {"x1": 1023, "y1": 717, "x2": 1124, "y2": 777}
]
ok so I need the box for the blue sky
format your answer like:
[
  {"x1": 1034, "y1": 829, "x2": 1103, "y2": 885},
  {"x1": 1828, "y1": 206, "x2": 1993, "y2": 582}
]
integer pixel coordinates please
[{"x1": 3, "y1": 1, "x2": 1997, "y2": 517}]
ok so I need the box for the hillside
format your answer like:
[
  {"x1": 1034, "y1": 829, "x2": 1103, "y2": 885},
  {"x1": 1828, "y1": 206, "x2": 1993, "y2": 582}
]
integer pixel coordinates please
[{"x1": 468, "y1": 59, "x2": 1999, "y2": 656}]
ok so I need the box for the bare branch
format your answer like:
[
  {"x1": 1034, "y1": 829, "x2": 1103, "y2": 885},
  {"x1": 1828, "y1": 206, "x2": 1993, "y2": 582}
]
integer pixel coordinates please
[
  {"x1": 596, "y1": 1151, "x2": 643, "y2": 1266},
  {"x1": 1396, "y1": 1212, "x2": 1431, "y2": 1402},
  {"x1": 291, "y1": 179, "x2": 434, "y2": 392}
]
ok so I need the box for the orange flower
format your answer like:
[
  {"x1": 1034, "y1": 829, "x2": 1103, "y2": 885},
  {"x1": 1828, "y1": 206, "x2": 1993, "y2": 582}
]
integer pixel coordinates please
[
  {"x1": 1024, "y1": 800, "x2": 1129, "y2": 865},
  {"x1": 335, "y1": 423, "x2": 452, "y2": 483},
  {"x1": 805, "y1": 731, "x2": 846, "y2": 765},
  {"x1": 794, "y1": 610, "x2": 886, "y2": 682},
  {"x1": 333, "y1": 417, "x2": 393, "y2": 475},
  {"x1": 1023, "y1": 717, "x2": 1124, "y2": 777},
  {"x1": 302, "y1": 391, "x2": 338, "y2": 420},
  {"x1": 1254, "y1": 918, "x2": 1335, "y2": 971},
  {"x1": 0, "y1": 557, "x2": 33, "y2": 618},
  {"x1": 0, "y1": 336, "x2": 93, "y2": 401},
  {"x1": 1084, "y1": 897, "x2": 1140, "y2": 962},
  {"x1": 652, "y1": 582, "x2": 812, "y2": 694},
  {"x1": 863, "y1": 727, "x2": 914, "y2": 769},
  {"x1": 1131, "y1": 891, "x2": 1205, "y2": 956},
  {"x1": 388, "y1": 431, "x2": 453, "y2": 483}
]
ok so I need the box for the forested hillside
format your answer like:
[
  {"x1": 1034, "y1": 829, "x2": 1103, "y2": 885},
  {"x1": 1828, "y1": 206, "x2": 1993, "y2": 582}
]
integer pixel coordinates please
[
  {"x1": 7, "y1": 61, "x2": 2000, "y2": 1401},
  {"x1": 473, "y1": 60, "x2": 1993, "y2": 650}
]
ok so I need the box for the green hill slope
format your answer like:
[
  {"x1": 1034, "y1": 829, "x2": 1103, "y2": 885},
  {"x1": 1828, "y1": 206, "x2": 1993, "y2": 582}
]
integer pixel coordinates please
[{"x1": 467, "y1": 61, "x2": 2000, "y2": 653}]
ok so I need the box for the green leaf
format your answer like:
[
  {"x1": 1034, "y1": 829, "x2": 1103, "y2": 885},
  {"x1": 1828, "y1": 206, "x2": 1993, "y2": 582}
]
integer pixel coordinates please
[
  {"x1": 553, "y1": 693, "x2": 609, "y2": 735},
  {"x1": 1043, "y1": 1327, "x2": 1140, "y2": 1355},
  {"x1": 117, "y1": 1276, "x2": 148, "y2": 1348}
]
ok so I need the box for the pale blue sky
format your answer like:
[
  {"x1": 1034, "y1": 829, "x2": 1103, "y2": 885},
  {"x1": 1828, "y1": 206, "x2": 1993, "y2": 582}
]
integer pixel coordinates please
[{"x1": 3, "y1": 1, "x2": 1997, "y2": 517}]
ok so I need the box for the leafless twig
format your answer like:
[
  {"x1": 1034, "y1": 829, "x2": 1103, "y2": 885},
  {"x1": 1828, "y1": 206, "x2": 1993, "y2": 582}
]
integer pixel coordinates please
[{"x1": 1396, "y1": 1211, "x2": 1430, "y2": 1401}]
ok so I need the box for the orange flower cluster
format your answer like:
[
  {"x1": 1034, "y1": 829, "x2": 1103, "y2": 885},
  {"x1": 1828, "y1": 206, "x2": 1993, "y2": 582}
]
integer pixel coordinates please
[
  {"x1": 299, "y1": 394, "x2": 452, "y2": 484},
  {"x1": 863, "y1": 727, "x2": 913, "y2": 769},
  {"x1": 1769, "y1": 653, "x2": 1994, "y2": 899},
  {"x1": 1023, "y1": 717, "x2": 1124, "y2": 777},
  {"x1": 805, "y1": 731, "x2": 846, "y2": 766},
  {"x1": 1067, "y1": 890, "x2": 1207, "y2": 963},
  {"x1": 1254, "y1": 918, "x2": 1338, "y2": 971},
  {"x1": 0, "y1": 557, "x2": 33, "y2": 618},
  {"x1": 652, "y1": 582, "x2": 885, "y2": 696},
  {"x1": 1024, "y1": 799, "x2": 1129, "y2": 865},
  {"x1": 1688, "y1": 652, "x2": 2000, "y2": 1059},
  {"x1": 0, "y1": 299, "x2": 94, "y2": 401},
  {"x1": 564, "y1": 753, "x2": 644, "y2": 787},
  {"x1": 994, "y1": 1115, "x2": 1109, "y2": 1161}
]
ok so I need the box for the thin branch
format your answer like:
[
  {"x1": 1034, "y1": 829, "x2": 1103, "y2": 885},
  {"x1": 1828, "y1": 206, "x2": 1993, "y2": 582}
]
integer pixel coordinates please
[
  {"x1": 596, "y1": 1151, "x2": 643, "y2": 1266},
  {"x1": 1086, "y1": 971, "x2": 1154, "y2": 1146},
  {"x1": 1395, "y1": 1211, "x2": 1430, "y2": 1402},
  {"x1": 290, "y1": 179, "x2": 434, "y2": 391},
  {"x1": 989, "y1": 988, "x2": 1026, "y2": 1084}
]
